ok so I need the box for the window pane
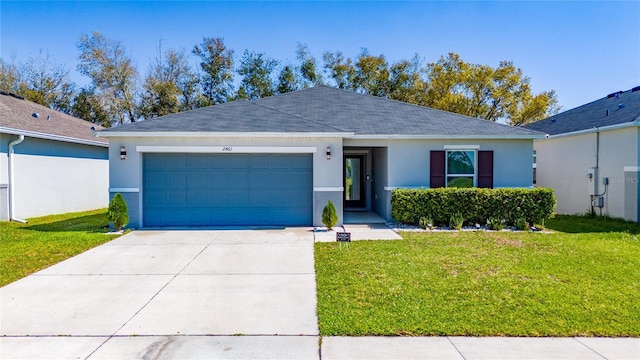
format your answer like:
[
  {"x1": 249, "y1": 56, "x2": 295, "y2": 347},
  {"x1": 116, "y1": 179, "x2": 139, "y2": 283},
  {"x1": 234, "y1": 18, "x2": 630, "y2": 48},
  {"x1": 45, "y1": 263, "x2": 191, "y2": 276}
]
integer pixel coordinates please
[
  {"x1": 447, "y1": 151, "x2": 475, "y2": 174},
  {"x1": 447, "y1": 176, "x2": 473, "y2": 188},
  {"x1": 345, "y1": 158, "x2": 361, "y2": 201}
]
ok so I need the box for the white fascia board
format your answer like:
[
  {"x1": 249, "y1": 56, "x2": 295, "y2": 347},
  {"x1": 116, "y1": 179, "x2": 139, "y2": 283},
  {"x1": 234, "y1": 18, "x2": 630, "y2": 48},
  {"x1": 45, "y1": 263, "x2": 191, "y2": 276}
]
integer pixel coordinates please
[
  {"x1": 314, "y1": 187, "x2": 344, "y2": 191},
  {"x1": 351, "y1": 134, "x2": 545, "y2": 140},
  {"x1": 136, "y1": 145, "x2": 317, "y2": 154},
  {"x1": 96, "y1": 131, "x2": 353, "y2": 138},
  {"x1": 109, "y1": 187, "x2": 140, "y2": 193},
  {"x1": 540, "y1": 122, "x2": 638, "y2": 140},
  {"x1": 1, "y1": 127, "x2": 109, "y2": 147},
  {"x1": 444, "y1": 144, "x2": 481, "y2": 150},
  {"x1": 624, "y1": 166, "x2": 640, "y2": 172}
]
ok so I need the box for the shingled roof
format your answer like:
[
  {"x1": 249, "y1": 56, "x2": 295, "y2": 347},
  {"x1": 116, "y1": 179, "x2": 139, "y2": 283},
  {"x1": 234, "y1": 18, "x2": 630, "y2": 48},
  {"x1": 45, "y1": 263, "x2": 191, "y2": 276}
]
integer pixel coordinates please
[
  {"x1": 99, "y1": 86, "x2": 543, "y2": 138},
  {"x1": 525, "y1": 86, "x2": 640, "y2": 136},
  {"x1": 0, "y1": 93, "x2": 108, "y2": 146}
]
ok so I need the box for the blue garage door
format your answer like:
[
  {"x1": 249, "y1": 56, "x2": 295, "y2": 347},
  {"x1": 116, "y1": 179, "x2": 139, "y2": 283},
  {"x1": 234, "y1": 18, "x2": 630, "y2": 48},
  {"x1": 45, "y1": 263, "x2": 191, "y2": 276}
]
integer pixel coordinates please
[{"x1": 143, "y1": 153, "x2": 313, "y2": 227}]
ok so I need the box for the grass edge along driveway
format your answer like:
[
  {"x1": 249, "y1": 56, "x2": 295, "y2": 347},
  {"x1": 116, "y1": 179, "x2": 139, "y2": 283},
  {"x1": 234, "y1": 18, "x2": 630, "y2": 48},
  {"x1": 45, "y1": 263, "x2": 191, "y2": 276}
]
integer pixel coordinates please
[
  {"x1": 0, "y1": 209, "x2": 120, "y2": 287},
  {"x1": 315, "y1": 215, "x2": 640, "y2": 337}
]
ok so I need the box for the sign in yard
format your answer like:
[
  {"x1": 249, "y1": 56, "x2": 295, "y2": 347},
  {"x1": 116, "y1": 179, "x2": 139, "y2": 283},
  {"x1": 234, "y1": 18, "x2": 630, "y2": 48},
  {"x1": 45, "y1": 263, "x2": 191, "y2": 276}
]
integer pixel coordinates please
[{"x1": 336, "y1": 232, "x2": 351, "y2": 242}]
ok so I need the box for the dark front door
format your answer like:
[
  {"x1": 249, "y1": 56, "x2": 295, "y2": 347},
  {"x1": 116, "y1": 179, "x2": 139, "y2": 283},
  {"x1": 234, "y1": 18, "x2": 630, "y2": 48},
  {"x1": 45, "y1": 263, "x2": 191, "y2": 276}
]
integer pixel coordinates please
[{"x1": 344, "y1": 155, "x2": 365, "y2": 208}]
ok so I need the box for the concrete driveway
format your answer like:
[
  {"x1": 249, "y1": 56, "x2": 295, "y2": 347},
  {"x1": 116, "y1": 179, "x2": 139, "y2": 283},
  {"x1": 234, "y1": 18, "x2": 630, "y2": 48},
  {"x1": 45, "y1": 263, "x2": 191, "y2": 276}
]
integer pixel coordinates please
[{"x1": 0, "y1": 229, "x2": 319, "y2": 359}]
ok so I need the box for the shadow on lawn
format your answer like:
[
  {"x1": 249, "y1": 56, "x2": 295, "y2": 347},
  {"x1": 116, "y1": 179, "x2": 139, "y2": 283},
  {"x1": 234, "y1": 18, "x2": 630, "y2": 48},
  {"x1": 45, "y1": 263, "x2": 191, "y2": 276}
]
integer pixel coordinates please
[
  {"x1": 22, "y1": 213, "x2": 110, "y2": 233},
  {"x1": 545, "y1": 215, "x2": 640, "y2": 234}
]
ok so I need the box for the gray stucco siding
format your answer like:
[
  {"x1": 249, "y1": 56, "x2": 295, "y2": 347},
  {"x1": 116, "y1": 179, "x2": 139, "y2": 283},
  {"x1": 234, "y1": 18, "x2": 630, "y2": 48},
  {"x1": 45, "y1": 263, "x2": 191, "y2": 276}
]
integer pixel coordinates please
[
  {"x1": 110, "y1": 136, "x2": 344, "y2": 228},
  {"x1": 346, "y1": 138, "x2": 534, "y2": 189}
]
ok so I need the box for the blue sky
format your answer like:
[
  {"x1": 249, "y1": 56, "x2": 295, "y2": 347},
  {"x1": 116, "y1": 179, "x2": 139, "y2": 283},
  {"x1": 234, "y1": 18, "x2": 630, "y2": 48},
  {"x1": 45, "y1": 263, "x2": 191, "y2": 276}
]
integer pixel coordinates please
[{"x1": 1, "y1": 1, "x2": 639, "y2": 111}]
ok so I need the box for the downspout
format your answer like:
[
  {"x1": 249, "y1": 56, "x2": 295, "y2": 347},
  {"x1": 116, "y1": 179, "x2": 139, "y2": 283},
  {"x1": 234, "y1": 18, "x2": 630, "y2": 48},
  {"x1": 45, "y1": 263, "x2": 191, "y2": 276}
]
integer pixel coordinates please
[{"x1": 8, "y1": 134, "x2": 27, "y2": 223}]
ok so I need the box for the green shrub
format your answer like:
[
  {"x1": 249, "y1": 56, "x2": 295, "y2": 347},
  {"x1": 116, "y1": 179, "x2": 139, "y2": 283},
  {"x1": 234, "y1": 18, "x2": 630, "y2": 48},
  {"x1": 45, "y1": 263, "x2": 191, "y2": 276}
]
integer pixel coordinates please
[
  {"x1": 419, "y1": 216, "x2": 433, "y2": 230},
  {"x1": 107, "y1": 193, "x2": 129, "y2": 231},
  {"x1": 515, "y1": 217, "x2": 529, "y2": 231},
  {"x1": 487, "y1": 217, "x2": 506, "y2": 231},
  {"x1": 391, "y1": 187, "x2": 555, "y2": 226},
  {"x1": 322, "y1": 200, "x2": 338, "y2": 230},
  {"x1": 449, "y1": 212, "x2": 464, "y2": 230}
]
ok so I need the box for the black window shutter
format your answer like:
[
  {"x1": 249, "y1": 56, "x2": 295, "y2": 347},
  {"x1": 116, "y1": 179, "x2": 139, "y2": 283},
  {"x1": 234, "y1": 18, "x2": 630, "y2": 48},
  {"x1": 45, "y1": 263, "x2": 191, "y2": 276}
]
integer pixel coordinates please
[
  {"x1": 430, "y1": 151, "x2": 446, "y2": 188},
  {"x1": 478, "y1": 150, "x2": 494, "y2": 188}
]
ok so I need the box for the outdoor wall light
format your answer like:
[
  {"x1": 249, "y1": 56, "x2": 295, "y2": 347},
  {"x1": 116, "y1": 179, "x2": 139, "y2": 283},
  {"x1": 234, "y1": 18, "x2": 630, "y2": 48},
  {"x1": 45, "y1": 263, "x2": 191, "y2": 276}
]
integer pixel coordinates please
[
  {"x1": 120, "y1": 146, "x2": 127, "y2": 160},
  {"x1": 326, "y1": 146, "x2": 331, "y2": 160}
]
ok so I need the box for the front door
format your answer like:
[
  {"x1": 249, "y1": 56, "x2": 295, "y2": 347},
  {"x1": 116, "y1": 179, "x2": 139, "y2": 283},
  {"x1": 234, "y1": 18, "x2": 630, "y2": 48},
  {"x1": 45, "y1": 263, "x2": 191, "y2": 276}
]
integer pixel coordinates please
[{"x1": 344, "y1": 155, "x2": 365, "y2": 208}]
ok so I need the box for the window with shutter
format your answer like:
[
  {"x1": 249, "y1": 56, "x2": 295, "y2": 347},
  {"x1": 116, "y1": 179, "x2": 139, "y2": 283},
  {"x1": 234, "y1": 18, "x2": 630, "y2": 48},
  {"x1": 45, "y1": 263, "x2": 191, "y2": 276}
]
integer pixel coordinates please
[{"x1": 430, "y1": 149, "x2": 494, "y2": 188}]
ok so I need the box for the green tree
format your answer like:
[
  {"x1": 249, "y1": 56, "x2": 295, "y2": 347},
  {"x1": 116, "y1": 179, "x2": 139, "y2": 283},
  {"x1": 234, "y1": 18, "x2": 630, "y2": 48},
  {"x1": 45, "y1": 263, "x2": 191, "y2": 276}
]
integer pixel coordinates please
[
  {"x1": 0, "y1": 58, "x2": 21, "y2": 94},
  {"x1": 77, "y1": 32, "x2": 139, "y2": 125},
  {"x1": 322, "y1": 200, "x2": 338, "y2": 230},
  {"x1": 423, "y1": 53, "x2": 559, "y2": 125},
  {"x1": 0, "y1": 53, "x2": 76, "y2": 113},
  {"x1": 353, "y1": 50, "x2": 391, "y2": 97},
  {"x1": 277, "y1": 64, "x2": 299, "y2": 94},
  {"x1": 139, "y1": 46, "x2": 198, "y2": 119},
  {"x1": 107, "y1": 193, "x2": 129, "y2": 232},
  {"x1": 296, "y1": 43, "x2": 322, "y2": 87},
  {"x1": 322, "y1": 51, "x2": 356, "y2": 90},
  {"x1": 71, "y1": 87, "x2": 111, "y2": 127},
  {"x1": 388, "y1": 55, "x2": 427, "y2": 104},
  {"x1": 192, "y1": 37, "x2": 234, "y2": 105},
  {"x1": 19, "y1": 51, "x2": 75, "y2": 113},
  {"x1": 237, "y1": 50, "x2": 278, "y2": 99}
]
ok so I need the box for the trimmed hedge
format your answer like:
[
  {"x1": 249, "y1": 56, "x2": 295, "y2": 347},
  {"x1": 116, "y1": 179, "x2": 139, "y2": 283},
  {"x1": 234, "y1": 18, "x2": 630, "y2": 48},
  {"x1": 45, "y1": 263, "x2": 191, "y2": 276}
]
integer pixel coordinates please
[{"x1": 391, "y1": 188, "x2": 556, "y2": 227}]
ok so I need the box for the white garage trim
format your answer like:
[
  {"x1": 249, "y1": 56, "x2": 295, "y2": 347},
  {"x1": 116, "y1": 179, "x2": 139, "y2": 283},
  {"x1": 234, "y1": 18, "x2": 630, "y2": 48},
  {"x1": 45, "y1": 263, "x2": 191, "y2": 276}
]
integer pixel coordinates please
[
  {"x1": 314, "y1": 187, "x2": 344, "y2": 191},
  {"x1": 109, "y1": 188, "x2": 140, "y2": 193},
  {"x1": 136, "y1": 146, "x2": 317, "y2": 154}
]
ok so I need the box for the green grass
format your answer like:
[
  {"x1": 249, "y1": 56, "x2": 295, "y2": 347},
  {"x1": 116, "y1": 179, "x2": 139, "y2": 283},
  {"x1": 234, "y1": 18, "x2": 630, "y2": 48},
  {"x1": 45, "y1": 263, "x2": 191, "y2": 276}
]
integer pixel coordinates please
[
  {"x1": 0, "y1": 209, "x2": 120, "y2": 286},
  {"x1": 315, "y1": 215, "x2": 640, "y2": 336}
]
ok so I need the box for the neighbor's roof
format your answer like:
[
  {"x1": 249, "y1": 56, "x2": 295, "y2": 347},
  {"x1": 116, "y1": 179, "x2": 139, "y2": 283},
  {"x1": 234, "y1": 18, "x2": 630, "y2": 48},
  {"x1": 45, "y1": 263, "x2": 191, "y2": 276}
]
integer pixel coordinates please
[
  {"x1": 525, "y1": 86, "x2": 640, "y2": 136},
  {"x1": 0, "y1": 92, "x2": 108, "y2": 146},
  {"x1": 99, "y1": 86, "x2": 543, "y2": 139}
]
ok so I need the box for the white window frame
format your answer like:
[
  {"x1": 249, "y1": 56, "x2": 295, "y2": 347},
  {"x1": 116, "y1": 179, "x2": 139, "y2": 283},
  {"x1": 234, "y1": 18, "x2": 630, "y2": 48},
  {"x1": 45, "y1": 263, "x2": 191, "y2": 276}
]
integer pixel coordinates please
[{"x1": 445, "y1": 149, "x2": 477, "y2": 188}]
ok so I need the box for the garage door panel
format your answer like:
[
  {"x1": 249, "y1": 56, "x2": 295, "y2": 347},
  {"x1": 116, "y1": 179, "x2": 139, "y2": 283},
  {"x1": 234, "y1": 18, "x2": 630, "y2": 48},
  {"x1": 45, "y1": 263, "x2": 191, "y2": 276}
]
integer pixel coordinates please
[
  {"x1": 230, "y1": 156, "x2": 250, "y2": 169},
  {"x1": 165, "y1": 190, "x2": 187, "y2": 207},
  {"x1": 187, "y1": 155, "x2": 209, "y2": 169},
  {"x1": 165, "y1": 155, "x2": 187, "y2": 170},
  {"x1": 143, "y1": 153, "x2": 312, "y2": 227}
]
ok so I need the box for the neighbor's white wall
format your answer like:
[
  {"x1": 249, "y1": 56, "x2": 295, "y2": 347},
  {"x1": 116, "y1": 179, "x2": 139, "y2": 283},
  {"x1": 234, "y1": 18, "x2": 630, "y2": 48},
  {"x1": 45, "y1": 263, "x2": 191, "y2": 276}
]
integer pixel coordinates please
[
  {"x1": 109, "y1": 136, "x2": 344, "y2": 227},
  {"x1": 535, "y1": 126, "x2": 638, "y2": 220},
  {"x1": 12, "y1": 153, "x2": 109, "y2": 219}
]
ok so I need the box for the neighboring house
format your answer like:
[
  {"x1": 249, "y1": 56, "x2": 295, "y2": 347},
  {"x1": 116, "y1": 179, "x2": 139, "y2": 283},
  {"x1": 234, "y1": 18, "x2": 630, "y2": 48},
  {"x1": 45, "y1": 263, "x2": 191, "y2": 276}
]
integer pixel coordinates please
[
  {"x1": 97, "y1": 86, "x2": 543, "y2": 228},
  {"x1": 0, "y1": 92, "x2": 109, "y2": 221},
  {"x1": 526, "y1": 86, "x2": 640, "y2": 221}
]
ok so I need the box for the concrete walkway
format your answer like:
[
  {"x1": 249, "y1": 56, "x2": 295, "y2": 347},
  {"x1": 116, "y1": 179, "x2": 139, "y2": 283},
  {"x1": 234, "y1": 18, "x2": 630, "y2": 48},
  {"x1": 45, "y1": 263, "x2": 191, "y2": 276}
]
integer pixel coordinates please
[{"x1": 1, "y1": 229, "x2": 638, "y2": 359}]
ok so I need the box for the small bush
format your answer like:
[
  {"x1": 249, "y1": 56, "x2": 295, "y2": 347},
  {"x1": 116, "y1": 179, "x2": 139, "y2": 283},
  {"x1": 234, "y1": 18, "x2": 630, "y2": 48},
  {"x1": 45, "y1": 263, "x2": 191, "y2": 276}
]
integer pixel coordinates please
[
  {"x1": 322, "y1": 200, "x2": 338, "y2": 230},
  {"x1": 419, "y1": 216, "x2": 433, "y2": 230},
  {"x1": 515, "y1": 217, "x2": 529, "y2": 231},
  {"x1": 107, "y1": 193, "x2": 129, "y2": 231},
  {"x1": 449, "y1": 213, "x2": 464, "y2": 230},
  {"x1": 487, "y1": 217, "x2": 506, "y2": 231}
]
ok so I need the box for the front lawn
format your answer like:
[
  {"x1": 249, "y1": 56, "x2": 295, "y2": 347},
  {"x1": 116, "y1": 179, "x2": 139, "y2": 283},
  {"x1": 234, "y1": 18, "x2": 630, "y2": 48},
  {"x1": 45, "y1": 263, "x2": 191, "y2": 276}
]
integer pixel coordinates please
[
  {"x1": 315, "y1": 215, "x2": 640, "y2": 336},
  {"x1": 0, "y1": 209, "x2": 120, "y2": 286}
]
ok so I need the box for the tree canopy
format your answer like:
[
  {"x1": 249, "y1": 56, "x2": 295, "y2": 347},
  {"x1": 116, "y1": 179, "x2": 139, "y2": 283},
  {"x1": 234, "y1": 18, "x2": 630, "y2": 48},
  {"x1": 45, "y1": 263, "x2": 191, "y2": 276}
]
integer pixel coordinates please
[{"x1": 1, "y1": 34, "x2": 560, "y2": 127}]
